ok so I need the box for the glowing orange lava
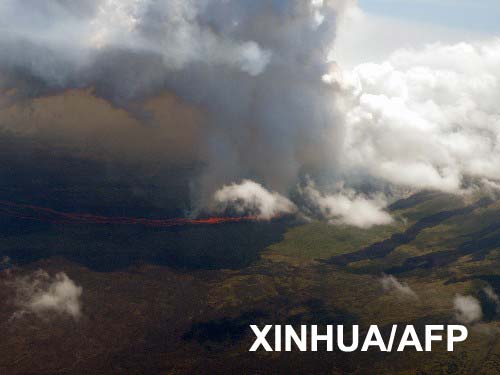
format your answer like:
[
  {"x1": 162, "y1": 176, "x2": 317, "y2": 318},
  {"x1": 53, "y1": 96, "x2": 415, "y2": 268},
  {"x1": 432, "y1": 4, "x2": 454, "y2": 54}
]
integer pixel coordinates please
[{"x1": 0, "y1": 200, "x2": 258, "y2": 227}]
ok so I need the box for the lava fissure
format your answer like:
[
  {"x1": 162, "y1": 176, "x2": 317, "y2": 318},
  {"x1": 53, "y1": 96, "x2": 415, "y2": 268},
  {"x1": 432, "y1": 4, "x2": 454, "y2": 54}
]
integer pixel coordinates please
[{"x1": 0, "y1": 200, "x2": 257, "y2": 227}]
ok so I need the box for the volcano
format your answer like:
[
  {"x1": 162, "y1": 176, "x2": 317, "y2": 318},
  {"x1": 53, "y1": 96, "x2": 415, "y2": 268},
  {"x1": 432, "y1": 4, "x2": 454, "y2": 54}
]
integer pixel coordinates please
[{"x1": 0, "y1": 200, "x2": 292, "y2": 272}]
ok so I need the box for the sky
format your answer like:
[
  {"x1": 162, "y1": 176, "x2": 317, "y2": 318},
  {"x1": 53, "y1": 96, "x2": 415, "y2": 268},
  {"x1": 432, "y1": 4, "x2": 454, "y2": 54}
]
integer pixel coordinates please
[
  {"x1": 358, "y1": 0, "x2": 500, "y2": 34},
  {"x1": 335, "y1": 0, "x2": 500, "y2": 67}
]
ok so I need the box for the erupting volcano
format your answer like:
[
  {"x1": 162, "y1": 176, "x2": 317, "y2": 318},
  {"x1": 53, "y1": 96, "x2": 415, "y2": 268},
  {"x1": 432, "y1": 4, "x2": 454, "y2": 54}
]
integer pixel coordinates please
[{"x1": 0, "y1": 200, "x2": 258, "y2": 227}]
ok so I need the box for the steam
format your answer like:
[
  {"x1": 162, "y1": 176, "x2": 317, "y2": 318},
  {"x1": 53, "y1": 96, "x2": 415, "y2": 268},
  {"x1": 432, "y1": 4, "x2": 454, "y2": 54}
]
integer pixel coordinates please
[
  {"x1": 300, "y1": 179, "x2": 393, "y2": 228},
  {"x1": 213, "y1": 177, "x2": 393, "y2": 227},
  {"x1": 0, "y1": 0, "x2": 351, "y2": 210},
  {"x1": 214, "y1": 180, "x2": 297, "y2": 220},
  {"x1": 452, "y1": 290, "x2": 499, "y2": 334},
  {"x1": 2, "y1": 1, "x2": 500, "y2": 227},
  {"x1": 10, "y1": 270, "x2": 83, "y2": 320},
  {"x1": 379, "y1": 274, "x2": 418, "y2": 300},
  {"x1": 0, "y1": 0, "x2": 271, "y2": 88},
  {"x1": 453, "y1": 294, "x2": 482, "y2": 324}
]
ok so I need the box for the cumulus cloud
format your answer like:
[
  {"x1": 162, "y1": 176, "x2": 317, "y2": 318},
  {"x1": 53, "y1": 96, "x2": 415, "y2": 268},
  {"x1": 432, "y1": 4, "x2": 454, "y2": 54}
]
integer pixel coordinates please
[
  {"x1": 453, "y1": 294, "x2": 482, "y2": 324},
  {"x1": 12, "y1": 270, "x2": 83, "y2": 320},
  {"x1": 332, "y1": 38, "x2": 500, "y2": 194},
  {"x1": 300, "y1": 179, "x2": 393, "y2": 228},
  {"x1": 213, "y1": 180, "x2": 297, "y2": 220},
  {"x1": 379, "y1": 274, "x2": 418, "y2": 300}
]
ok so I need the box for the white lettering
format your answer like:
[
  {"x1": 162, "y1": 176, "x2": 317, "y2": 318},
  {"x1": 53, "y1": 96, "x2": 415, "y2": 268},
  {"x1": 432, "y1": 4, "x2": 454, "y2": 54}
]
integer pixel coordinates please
[
  {"x1": 249, "y1": 325, "x2": 273, "y2": 352},
  {"x1": 397, "y1": 325, "x2": 423, "y2": 352},
  {"x1": 447, "y1": 325, "x2": 468, "y2": 351}
]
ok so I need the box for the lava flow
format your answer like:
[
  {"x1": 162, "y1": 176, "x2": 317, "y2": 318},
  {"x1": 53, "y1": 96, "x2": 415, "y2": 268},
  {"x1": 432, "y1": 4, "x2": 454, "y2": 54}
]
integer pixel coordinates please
[{"x1": 0, "y1": 200, "x2": 258, "y2": 227}]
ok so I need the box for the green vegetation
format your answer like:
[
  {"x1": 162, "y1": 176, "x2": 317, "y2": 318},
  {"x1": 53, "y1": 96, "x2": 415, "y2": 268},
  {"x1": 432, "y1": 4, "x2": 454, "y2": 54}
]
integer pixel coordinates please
[
  {"x1": 2, "y1": 191, "x2": 499, "y2": 374},
  {"x1": 266, "y1": 220, "x2": 406, "y2": 261}
]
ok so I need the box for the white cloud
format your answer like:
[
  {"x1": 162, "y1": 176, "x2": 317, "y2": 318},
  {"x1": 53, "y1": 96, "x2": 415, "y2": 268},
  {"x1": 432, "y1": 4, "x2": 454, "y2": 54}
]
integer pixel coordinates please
[
  {"x1": 380, "y1": 274, "x2": 418, "y2": 300},
  {"x1": 453, "y1": 294, "x2": 482, "y2": 324},
  {"x1": 213, "y1": 180, "x2": 297, "y2": 220},
  {"x1": 12, "y1": 270, "x2": 83, "y2": 320},
  {"x1": 300, "y1": 180, "x2": 393, "y2": 228},
  {"x1": 333, "y1": 38, "x2": 500, "y2": 195}
]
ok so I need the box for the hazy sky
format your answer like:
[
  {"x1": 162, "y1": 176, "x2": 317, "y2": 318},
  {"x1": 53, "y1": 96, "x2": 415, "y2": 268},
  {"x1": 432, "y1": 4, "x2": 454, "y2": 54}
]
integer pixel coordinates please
[
  {"x1": 335, "y1": 1, "x2": 498, "y2": 67},
  {"x1": 358, "y1": 0, "x2": 500, "y2": 34}
]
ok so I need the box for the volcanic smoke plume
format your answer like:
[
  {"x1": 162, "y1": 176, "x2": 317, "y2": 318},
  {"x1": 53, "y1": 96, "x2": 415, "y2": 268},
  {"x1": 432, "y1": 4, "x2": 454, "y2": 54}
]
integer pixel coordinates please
[
  {"x1": 2, "y1": 1, "x2": 500, "y2": 227},
  {"x1": 0, "y1": 0, "x2": 350, "y2": 212}
]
